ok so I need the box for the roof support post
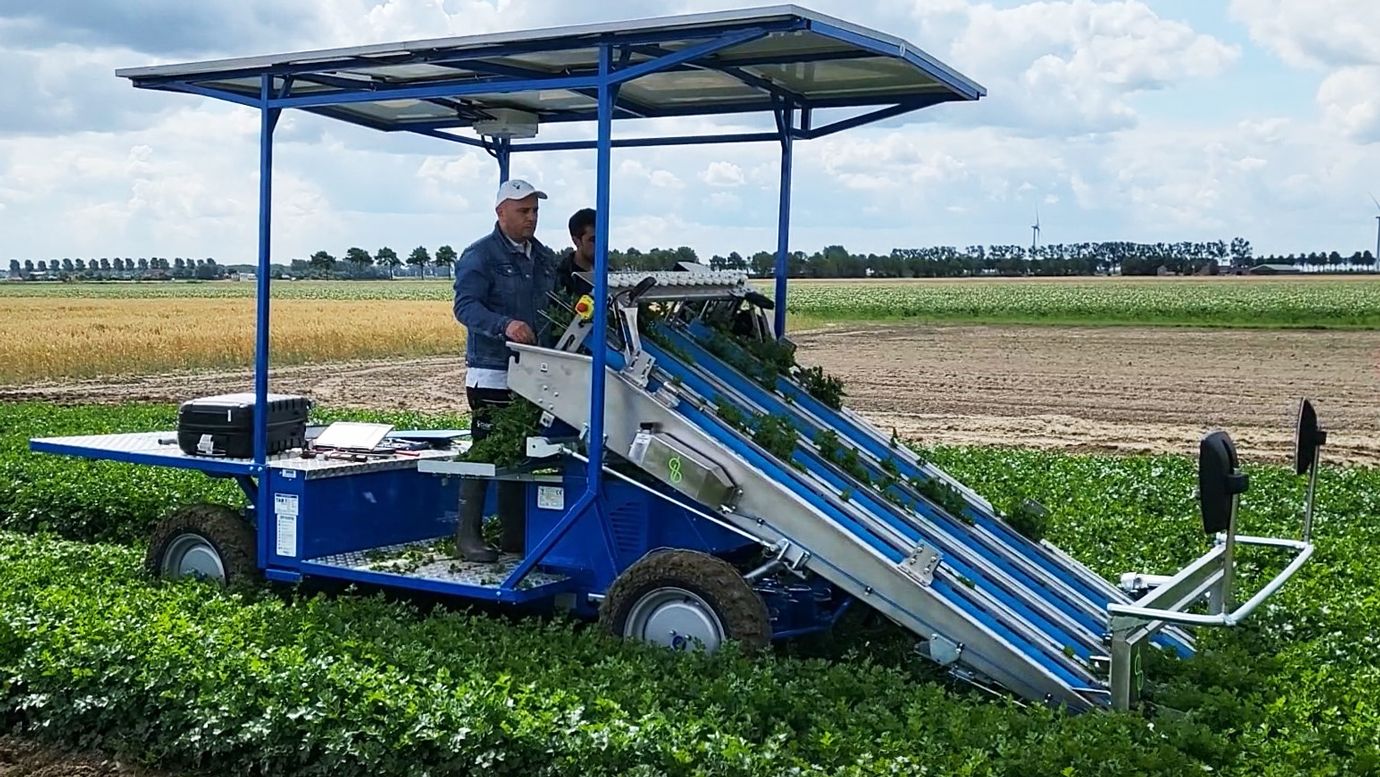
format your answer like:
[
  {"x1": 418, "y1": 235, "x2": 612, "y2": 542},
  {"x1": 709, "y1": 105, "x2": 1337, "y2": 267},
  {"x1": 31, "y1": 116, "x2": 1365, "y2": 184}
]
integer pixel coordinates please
[
  {"x1": 774, "y1": 101, "x2": 794, "y2": 340},
  {"x1": 502, "y1": 43, "x2": 618, "y2": 593},
  {"x1": 497, "y1": 137, "x2": 511, "y2": 184},
  {"x1": 254, "y1": 74, "x2": 282, "y2": 565},
  {"x1": 587, "y1": 42, "x2": 615, "y2": 497}
]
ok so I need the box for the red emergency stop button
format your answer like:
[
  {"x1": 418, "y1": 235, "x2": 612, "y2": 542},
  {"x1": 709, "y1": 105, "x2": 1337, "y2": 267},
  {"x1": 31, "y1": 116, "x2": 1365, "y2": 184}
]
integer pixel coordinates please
[{"x1": 574, "y1": 295, "x2": 594, "y2": 321}]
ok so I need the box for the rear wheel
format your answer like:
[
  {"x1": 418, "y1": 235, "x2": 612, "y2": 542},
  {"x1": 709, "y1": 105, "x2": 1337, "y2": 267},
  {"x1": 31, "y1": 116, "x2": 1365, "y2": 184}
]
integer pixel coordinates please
[
  {"x1": 145, "y1": 503, "x2": 258, "y2": 587},
  {"x1": 599, "y1": 549, "x2": 771, "y2": 653}
]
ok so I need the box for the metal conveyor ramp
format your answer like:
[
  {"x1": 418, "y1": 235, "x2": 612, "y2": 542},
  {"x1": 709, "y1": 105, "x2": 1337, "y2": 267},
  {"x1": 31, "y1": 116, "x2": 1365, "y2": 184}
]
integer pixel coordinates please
[
  {"x1": 493, "y1": 268, "x2": 1306, "y2": 713},
  {"x1": 507, "y1": 334, "x2": 1116, "y2": 711}
]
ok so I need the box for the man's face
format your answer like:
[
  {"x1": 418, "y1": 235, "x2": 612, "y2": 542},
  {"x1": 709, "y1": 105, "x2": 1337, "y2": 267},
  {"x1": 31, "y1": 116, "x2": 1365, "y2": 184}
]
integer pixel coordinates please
[
  {"x1": 572, "y1": 225, "x2": 595, "y2": 266},
  {"x1": 496, "y1": 195, "x2": 539, "y2": 243}
]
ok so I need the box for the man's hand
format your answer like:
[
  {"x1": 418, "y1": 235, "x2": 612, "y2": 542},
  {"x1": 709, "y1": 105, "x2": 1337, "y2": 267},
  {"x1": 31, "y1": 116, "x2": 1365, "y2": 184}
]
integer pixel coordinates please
[{"x1": 505, "y1": 320, "x2": 536, "y2": 344}]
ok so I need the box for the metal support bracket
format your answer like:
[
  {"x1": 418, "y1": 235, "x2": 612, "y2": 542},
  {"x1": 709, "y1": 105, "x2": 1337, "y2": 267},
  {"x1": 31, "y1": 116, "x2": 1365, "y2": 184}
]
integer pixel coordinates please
[
  {"x1": 922, "y1": 634, "x2": 963, "y2": 666},
  {"x1": 897, "y1": 544, "x2": 941, "y2": 586}
]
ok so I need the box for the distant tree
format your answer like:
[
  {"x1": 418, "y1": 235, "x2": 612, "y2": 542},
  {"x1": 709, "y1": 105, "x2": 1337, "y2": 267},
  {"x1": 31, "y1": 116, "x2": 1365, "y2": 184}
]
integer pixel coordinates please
[
  {"x1": 75, "y1": 259, "x2": 87, "y2": 271},
  {"x1": 36, "y1": 260, "x2": 47, "y2": 272},
  {"x1": 345, "y1": 246, "x2": 373, "y2": 267},
  {"x1": 1229, "y1": 237, "x2": 1252, "y2": 268},
  {"x1": 375, "y1": 246, "x2": 401, "y2": 278},
  {"x1": 62, "y1": 258, "x2": 74, "y2": 272},
  {"x1": 99, "y1": 258, "x2": 111, "y2": 271},
  {"x1": 112, "y1": 258, "x2": 124, "y2": 272},
  {"x1": 434, "y1": 244, "x2": 457, "y2": 277},
  {"x1": 750, "y1": 251, "x2": 775, "y2": 277},
  {"x1": 138, "y1": 258, "x2": 149, "y2": 271},
  {"x1": 406, "y1": 245, "x2": 431, "y2": 277},
  {"x1": 8, "y1": 259, "x2": 20, "y2": 277},
  {"x1": 309, "y1": 251, "x2": 336, "y2": 276}
]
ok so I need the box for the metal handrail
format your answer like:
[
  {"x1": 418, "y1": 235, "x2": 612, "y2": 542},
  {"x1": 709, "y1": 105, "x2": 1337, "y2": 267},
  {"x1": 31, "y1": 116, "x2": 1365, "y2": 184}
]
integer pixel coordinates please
[{"x1": 1108, "y1": 535, "x2": 1313, "y2": 628}]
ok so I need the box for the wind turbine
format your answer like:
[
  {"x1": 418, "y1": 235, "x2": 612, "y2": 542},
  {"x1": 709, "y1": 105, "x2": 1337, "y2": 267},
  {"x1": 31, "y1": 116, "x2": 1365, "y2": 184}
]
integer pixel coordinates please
[
  {"x1": 1030, "y1": 206, "x2": 1041, "y2": 253},
  {"x1": 1371, "y1": 194, "x2": 1380, "y2": 272}
]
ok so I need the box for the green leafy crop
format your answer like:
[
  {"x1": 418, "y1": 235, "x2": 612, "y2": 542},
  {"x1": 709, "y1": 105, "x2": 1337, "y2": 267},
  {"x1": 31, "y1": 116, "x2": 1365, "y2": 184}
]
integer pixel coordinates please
[
  {"x1": 5, "y1": 406, "x2": 1380, "y2": 776},
  {"x1": 461, "y1": 398, "x2": 545, "y2": 468}
]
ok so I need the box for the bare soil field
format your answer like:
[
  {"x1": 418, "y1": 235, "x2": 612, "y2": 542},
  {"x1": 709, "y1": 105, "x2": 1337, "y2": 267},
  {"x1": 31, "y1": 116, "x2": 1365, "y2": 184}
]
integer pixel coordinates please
[
  {"x1": 0, "y1": 735, "x2": 169, "y2": 777},
  {"x1": 2, "y1": 323, "x2": 1376, "y2": 466}
]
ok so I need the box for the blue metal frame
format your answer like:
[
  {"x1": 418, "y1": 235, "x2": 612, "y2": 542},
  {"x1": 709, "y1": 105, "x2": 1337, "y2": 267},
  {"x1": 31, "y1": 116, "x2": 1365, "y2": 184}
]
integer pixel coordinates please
[
  {"x1": 96, "y1": 11, "x2": 984, "y2": 607},
  {"x1": 775, "y1": 101, "x2": 795, "y2": 338},
  {"x1": 254, "y1": 74, "x2": 282, "y2": 565}
]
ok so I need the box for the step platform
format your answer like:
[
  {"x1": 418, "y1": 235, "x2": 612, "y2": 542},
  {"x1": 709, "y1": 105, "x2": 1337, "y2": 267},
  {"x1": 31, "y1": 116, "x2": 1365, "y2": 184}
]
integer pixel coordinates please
[{"x1": 300, "y1": 538, "x2": 574, "y2": 602}]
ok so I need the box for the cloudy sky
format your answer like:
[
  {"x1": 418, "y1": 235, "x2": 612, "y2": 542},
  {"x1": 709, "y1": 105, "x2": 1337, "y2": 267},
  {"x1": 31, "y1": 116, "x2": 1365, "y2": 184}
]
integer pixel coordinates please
[{"x1": 2, "y1": 0, "x2": 1378, "y2": 265}]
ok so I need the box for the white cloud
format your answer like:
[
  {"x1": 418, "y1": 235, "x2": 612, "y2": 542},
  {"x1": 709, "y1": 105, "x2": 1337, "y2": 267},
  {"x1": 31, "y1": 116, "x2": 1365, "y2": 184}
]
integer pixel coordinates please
[
  {"x1": 1317, "y1": 66, "x2": 1380, "y2": 144},
  {"x1": 1229, "y1": 0, "x2": 1380, "y2": 69},
  {"x1": 619, "y1": 159, "x2": 685, "y2": 190},
  {"x1": 935, "y1": 1, "x2": 1240, "y2": 135},
  {"x1": 1229, "y1": 1, "x2": 1380, "y2": 145},
  {"x1": 2, "y1": 0, "x2": 1379, "y2": 265},
  {"x1": 701, "y1": 161, "x2": 746, "y2": 187}
]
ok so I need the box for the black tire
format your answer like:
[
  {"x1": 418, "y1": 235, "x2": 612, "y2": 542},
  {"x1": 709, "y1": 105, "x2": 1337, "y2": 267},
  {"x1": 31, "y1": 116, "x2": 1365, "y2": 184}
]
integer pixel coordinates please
[
  {"x1": 144, "y1": 503, "x2": 258, "y2": 587},
  {"x1": 599, "y1": 549, "x2": 772, "y2": 653}
]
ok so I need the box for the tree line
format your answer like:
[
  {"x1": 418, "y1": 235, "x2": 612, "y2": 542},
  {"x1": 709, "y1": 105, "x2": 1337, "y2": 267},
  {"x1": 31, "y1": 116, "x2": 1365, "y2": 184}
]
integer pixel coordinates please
[
  {"x1": 5, "y1": 257, "x2": 224, "y2": 281},
  {"x1": 708, "y1": 239, "x2": 1378, "y2": 277},
  {"x1": 9, "y1": 237, "x2": 1380, "y2": 282}
]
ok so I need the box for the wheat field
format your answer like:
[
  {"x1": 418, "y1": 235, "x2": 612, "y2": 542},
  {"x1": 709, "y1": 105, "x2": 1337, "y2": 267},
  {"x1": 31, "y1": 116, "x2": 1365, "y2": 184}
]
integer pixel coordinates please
[{"x1": 0, "y1": 298, "x2": 461, "y2": 383}]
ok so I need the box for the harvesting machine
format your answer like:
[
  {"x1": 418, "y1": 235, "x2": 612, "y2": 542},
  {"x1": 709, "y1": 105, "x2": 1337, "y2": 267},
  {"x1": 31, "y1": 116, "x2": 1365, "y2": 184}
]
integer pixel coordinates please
[{"x1": 29, "y1": 5, "x2": 1318, "y2": 713}]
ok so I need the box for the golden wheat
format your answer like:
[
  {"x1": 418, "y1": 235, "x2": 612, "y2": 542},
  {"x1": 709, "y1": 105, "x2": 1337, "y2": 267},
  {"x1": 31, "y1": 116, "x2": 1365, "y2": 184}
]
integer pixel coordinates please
[{"x1": 0, "y1": 298, "x2": 464, "y2": 383}]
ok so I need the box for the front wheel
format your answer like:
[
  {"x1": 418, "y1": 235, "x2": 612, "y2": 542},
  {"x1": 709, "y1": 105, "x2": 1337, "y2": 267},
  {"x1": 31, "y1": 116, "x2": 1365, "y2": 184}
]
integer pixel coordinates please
[
  {"x1": 599, "y1": 549, "x2": 771, "y2": 653},
  {"x1": 145, "y1": 503, "x2": 258, "y2": 587}
]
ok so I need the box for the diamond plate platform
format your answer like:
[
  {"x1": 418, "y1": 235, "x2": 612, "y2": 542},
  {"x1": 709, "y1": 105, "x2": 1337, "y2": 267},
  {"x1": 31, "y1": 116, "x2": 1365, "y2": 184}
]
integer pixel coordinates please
[{"x1": 307, "y1": 538, "x2": 569, "y2": 590}]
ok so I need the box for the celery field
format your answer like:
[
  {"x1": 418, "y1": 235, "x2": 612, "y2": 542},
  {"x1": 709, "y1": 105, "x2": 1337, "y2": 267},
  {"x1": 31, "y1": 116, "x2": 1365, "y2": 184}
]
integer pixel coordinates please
[{"x1": 0, "y1": 402, "x2": 1375, "y2": 776}]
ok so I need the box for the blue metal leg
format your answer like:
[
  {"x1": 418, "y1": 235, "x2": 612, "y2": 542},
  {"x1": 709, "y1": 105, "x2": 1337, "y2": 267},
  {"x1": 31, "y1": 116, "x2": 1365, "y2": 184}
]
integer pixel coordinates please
[
  {"x1": 234, "y1": 475, "x2": 257, "y2": 506},
  {"x1": 774, "y1": 104, "x2": 793, "y2": 339},
  {"x1": 254, "y1": 74, "x2": 281, "y2": 567},
  {"x1": 502, "y1": 489, "x2": 597, "y2": 589},
  {"x1": 497, "y1": 137, "x2": 511, "y2": 183},
  {"x1": 584, "y1": 43, "x2": 614, "y2": 504},
  {"x1": 504, "y1": 43, "x2": 618, "y2": 593}
]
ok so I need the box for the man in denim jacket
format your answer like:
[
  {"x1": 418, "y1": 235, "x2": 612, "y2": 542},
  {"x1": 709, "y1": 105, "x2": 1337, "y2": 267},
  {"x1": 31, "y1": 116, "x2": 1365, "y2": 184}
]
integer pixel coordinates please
[{"x1": 451, "y1": 178, "x2": 559, "y2": 562}]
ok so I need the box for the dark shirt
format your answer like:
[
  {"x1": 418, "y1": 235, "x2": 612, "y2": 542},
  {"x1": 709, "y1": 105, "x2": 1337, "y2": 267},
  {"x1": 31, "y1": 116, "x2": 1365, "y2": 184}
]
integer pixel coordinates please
[{"x1": 556, "y1": 252, "x2": 593, "y2": 298}]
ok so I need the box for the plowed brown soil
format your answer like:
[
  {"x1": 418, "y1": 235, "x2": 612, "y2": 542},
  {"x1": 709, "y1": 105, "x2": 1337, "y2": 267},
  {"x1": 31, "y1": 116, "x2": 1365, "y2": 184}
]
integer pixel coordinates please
[
  {"x1": 3, "y1": 323, "x2": 1376, "y2": 466},
  {"x1": 0, "y1": 736, "x2": 170, "y2": 776}
]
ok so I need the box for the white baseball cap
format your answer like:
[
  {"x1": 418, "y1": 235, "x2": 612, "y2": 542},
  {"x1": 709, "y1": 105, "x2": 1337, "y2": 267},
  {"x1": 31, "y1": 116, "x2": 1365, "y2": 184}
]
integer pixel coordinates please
[{"x1": 496, "y1": 178, "x2": 548, "y2": 206}]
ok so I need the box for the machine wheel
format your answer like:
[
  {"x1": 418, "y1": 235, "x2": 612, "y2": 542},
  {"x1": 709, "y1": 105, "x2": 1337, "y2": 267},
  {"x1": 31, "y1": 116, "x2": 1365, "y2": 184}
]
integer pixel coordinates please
[
  {"x1": 144, "y1": 503, "x2": 258, "y2": 587},
  {"x1": 599, "y1": 549, "x2": 772, "y2": 653}
]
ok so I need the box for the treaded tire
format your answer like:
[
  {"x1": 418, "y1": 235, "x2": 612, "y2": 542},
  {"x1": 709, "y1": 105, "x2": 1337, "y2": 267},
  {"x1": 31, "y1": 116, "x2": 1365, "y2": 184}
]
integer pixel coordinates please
[
  {"x1": 599, "y1": 549, "x2": 772, "y2": 653},
  {"x1": 144, "y1": 503, "x2": 258, "y2": 587}
]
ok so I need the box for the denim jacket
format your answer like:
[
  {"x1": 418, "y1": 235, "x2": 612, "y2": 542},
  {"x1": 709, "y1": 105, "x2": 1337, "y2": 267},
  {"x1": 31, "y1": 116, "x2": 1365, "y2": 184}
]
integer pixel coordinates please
[{"x1": 452, "y1": 223, "x2": 559, "y2": 371}]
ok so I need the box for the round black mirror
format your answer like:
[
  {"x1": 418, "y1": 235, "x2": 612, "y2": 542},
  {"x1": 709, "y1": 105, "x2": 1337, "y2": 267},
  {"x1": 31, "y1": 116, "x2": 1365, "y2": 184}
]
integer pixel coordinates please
[
  {"x1": 1199, "y1": 430, "x2": 1248, "y2": 535},
  {"x1": 1293, "y1": 398, "x2": 1327, "y2": 476}
]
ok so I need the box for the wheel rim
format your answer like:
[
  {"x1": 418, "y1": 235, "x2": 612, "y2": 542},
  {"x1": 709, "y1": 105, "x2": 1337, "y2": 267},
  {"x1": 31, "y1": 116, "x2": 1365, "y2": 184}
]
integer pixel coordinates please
[
  {"x1": 623, "y1": 586, "x2": 725, "y2": 652},
  {"x1": 161, "y1": 533, "x2": 227, "y2": 583}
]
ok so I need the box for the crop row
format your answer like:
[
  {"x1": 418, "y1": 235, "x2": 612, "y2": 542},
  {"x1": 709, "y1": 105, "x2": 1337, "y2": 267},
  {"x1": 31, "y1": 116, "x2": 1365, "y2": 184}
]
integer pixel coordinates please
[
  {"x1": 6, "y1": 278, "x2": 1380, "y2": 328},
  {"x1": 0, "y1": 402, "x2": 1377, "y2": 774},
  {"x1": 784, "y1": 278, "x2": 1380, "y2": 327}
]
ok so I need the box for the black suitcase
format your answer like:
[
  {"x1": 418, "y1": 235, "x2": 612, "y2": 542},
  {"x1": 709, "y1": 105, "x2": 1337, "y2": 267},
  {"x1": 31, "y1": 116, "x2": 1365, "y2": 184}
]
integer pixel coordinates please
[{"x1": 177, "y1": 392, "x2": 312, "y2": 458}]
